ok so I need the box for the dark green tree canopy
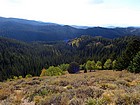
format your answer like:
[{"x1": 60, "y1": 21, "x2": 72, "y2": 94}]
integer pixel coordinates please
[
  {"x1": 128, "y1": 51, "x2": 140, "y2": 73},
  {"x1": 67, "y1": 62, "x2": 79, "y2": 74},
  {"x1": 0, "y1": 36, "x2": 140, "y2": 81}
]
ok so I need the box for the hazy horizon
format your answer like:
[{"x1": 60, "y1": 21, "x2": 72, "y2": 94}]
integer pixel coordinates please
[{"x1": 0, "y1": 0, "x2": 140, "y2": 27}]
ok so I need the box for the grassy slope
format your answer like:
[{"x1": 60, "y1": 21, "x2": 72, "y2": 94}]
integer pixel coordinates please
[{"x1": 0, "y1": 70, "x2": 140, "y2": 105}]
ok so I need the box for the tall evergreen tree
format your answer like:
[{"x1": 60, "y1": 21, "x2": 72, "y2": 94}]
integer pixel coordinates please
[
  {"x1": 116, "y1": 38, "x2": 140, "y2": 70},
  {"x1": 128, "y1": 51, "x2": 140, "y2": 73}
]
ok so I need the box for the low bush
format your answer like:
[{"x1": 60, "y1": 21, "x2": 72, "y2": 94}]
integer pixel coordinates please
[
  {"x1": 101, "y1": 83, "x2": 117, "y2": 90},
  {"x1": 46, "y1": 66, "x2": 63, "y2": 76},
  {"x1": 40, "y1": 68, "x2": 47, "y2": 77},
  {"x1": 85, "y1": 97, "x2": 105, "y2": 105},
  {"x1": 18, "y1": 76, "x2": 23, "y2": 79},
  {"x1": 0, "y1": 89, "x2": 11, "y2": 100},
  {"x1": 13, "y1": 76, "x2": 18, "y2": 80},
  {"x1": 58, "y1": 63, "x2": 69, "y2": 71},
  {"x1": 25, "y1": 74, "x2": 32, "y2": 78}
]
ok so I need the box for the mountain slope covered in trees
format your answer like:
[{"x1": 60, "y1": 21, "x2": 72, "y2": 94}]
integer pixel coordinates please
[
  {"x1": 0, "y1": 35, "x2": 140, "y2": 81},
  {"x1": 0, "y1": 17, "x2": 140, "y2": 41}
]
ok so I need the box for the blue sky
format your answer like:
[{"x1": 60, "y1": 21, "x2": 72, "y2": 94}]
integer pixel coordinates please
[{"x1": 0, "y1": 0, "x2": 140, "y2": 26}]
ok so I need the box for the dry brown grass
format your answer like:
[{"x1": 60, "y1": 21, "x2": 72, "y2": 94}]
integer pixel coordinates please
[{"x1": 0, "y1": 70, "x2": 140, "y2": 105}]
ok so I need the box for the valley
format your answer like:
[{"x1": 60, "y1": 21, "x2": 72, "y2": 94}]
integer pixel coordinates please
[
  {"x1": 0, "y1": 17, "x2": 140, "y2": 41},
  {"x1": 0, "y1": 17, "x2": 140, "y2": 105},
  {"x1": 0, "y1": 35, "x2": 140, "y2": 81}
]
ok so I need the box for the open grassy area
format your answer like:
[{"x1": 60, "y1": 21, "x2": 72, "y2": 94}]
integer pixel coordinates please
[{"x1": 0, "y1": 70, "x2": 140, "y2": 105}]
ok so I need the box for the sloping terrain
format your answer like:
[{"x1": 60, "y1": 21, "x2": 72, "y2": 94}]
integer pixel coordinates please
[
  {"x1": 0, "y1": 36, "x2": 140, "y2": 81},
  {"x1": 0, "y1": 70, "x2": 140, "y2": 105},
  {"x1": 0, "y1": 17, "x2": 140, "y2": 41}
]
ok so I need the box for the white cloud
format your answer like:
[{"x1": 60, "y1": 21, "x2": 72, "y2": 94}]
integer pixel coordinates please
[
  {"x1": 89, "y1": 0, "x2": 104, "y2": 4},
  {"x1": 0, "y1": 0, "x2": 140, "y2": 26}
]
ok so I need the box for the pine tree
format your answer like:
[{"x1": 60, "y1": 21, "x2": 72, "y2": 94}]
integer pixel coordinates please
[
  {"x1": 116, "y1": 38, "x2": 140, "y2": 70},
  {"x1": 128, "y1": 51, "x2": 140, "y2": 73}
]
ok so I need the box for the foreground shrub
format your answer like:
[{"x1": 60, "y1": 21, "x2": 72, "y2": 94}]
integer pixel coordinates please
[
  {"x1": 47, "y1": 66, "x2": 63, "y2": 76},
  {"x1": 69, "y1": 98, "x2": 83, "y2": 105},
  {"x1": 116, "y1": 93, "x2": 140, "y2": 105},
  {"x1": 13, "y1": 76, "x2": 18, "y2": 80},
  {"x1": 67, "y1": 62, "x2": 79, "y2": 74},
  {"x1": 0, "y1": 89, "x2": 11, "y2": 100},
  {"x1": 76, "y1": 87, "x2": 104, "y2": 99},
  {"x1": 44, "y1": 93, "x2": 69, "y2": 105},
  {"x1": 102, "y1": 91, "x2": 115, "y2": 104},
  {"x1": 101, "y1": 83, "x2": 117, "y2": 90},
  {"x1": 18, "y1": 76, "x2": 23, "y2": 79},
  {"x1": 85, "y1": 98, "x2": 105, "y2": 105}
]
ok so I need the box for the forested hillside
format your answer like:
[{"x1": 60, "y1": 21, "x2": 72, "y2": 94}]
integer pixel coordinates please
[
  {"x1": 0, "y1": 17, "x2": 140, "y2": 41},
  {"x1": 0, "y1": 35, "x2": 140, "y2": 81}
]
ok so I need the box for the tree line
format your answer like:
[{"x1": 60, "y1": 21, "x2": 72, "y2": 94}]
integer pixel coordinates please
[{"x1": 0, "y1": 35, "x2": 140, "y2": 81}]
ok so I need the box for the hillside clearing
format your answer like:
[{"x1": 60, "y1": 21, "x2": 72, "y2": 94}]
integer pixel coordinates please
[{"x1": 0, "y1": 70, "x2": 140, "y2": 105}]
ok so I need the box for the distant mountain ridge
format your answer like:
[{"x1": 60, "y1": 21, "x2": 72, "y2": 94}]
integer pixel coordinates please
[{"x1": 0, "y1": 17, "x2": 140, "y2": 41}]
